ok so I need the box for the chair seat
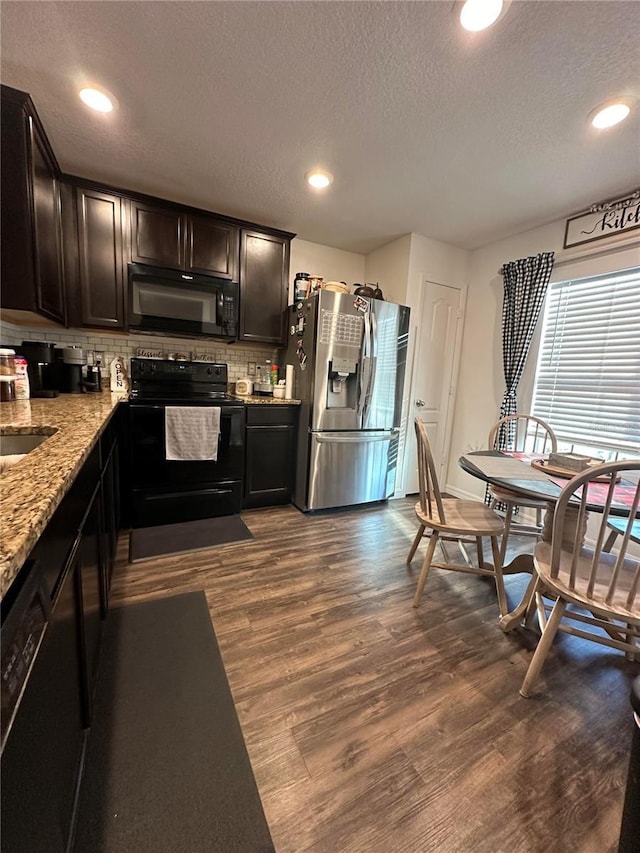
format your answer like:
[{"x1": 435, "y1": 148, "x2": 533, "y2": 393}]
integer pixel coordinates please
[
  {"x1": 489, "y1": 485, "x2": 550, "y2": 510},
  {"x1": 534, "y1": 541, "x2": 640, "y2": 622},
  {"x1": 415, "y1": 498, "x2": 504, "y2": 536}
]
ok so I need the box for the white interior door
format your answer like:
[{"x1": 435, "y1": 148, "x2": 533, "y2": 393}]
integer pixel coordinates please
[{"x1": 404, "y1": 281, "x2": 463, "y2": 494}]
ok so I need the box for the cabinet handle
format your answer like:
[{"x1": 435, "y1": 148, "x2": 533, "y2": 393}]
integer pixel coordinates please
[{"x1": 146, "y1": 488, "x2": 233, "y2": 500}]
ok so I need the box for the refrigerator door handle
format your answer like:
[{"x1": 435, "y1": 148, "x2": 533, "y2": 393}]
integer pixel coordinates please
[
  {"x1": 362, "y1": 312, "x2": 378, "y2": 425},
  {"x1": 313, "y1": 431, "x2": 393, "y2": 443},
  {"x1": 357, "y1": 311, "x2": 372, "y2": 424}
]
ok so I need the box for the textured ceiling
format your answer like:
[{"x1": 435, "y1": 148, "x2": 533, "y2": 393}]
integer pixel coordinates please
[{"x1": 1, "y1": 1, "x2": 639, "y2": 254}]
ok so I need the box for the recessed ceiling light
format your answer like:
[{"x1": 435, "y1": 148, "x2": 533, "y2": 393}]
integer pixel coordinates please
[
  {"x1": 589, "y1": 97, "x2": 635, "y2": 129},
  {"x1": 79, "y1": 87, "x2": 116, "y2": 113},
  {"x1": 456, "y1": 0, "x2": 508, "y2": 32},
  {"x1": 305, "y1": 170, "x2": 333, "y2": 189}
]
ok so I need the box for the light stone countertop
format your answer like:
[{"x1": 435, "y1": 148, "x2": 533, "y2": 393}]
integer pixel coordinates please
[
  {"x1": 0, "y1": 390, "x2": 125, "y2": 599},
  {"x1": 233, "y1": 394, "x2": 301, "y2": 405}
]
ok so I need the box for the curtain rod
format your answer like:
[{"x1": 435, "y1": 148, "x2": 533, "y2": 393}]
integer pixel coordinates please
[{"x1": 497, "y1": 234, "x2": 640, "y2": 275}]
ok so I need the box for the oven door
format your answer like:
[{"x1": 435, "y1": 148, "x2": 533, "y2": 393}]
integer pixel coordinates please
[{"x1": 129, "y1": 403, "x2": 245, "y2": 526}]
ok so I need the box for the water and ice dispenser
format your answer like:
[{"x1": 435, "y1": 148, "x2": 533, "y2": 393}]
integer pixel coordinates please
[{"x1": 327, "y1": 356, "x2": 358, "y2": 409}]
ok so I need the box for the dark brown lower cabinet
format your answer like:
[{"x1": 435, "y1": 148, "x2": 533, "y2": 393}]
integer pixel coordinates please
[
  {"x1": 244, "y1": 405, "x2": 298, "y2": 508},
  {"x1": 77, "y1": 485, "x2": 104, "y2": 726},
  {"x1": 0, "y1": 410, "x2": 121, "y2": 852},
  {"x1": 0, "y1": 557, "x2": 85, "y2": 853}
]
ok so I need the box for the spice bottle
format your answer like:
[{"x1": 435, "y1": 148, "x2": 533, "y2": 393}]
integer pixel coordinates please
[{"x1": 0, "y1": 349, "x2": 16, "y2": 403}]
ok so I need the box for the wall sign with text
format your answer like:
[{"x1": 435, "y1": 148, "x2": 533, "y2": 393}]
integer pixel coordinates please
[{"x1": 563, "y1": 189, "x2": 640, "y2": 249}]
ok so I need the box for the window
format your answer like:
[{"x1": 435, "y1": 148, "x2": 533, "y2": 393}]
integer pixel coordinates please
[{"x1": 531, "y1": 266, "x2": 640, "y2": 459}]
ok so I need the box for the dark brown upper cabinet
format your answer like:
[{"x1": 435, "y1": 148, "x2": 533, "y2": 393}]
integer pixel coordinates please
[
  {"x1": 74, "y1": 188, "x2": 126, "y2": 329},
  {"x1": 1, "y1": 85, "x2": 66, "y2": 324},
  {"x1": 131, "y1": 202, "x2": 183, "y2": 269},
  {"x1": 185, "y1": 214, "x2": 239, "y2": 279},
  {"x1": 131, "y1": 201, "x2": 239, "y2": 280},
  {"x1": 239, "y1": 230, "x2": 290, "y2": 345}
]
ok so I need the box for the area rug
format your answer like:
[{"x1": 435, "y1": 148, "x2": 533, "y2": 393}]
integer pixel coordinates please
[
  {"x1": 73, "y1": 591, "x2": 274, "y2": 853},
  {"x1": 129, "y1": 515, "x2": 254, "y2": 562}
]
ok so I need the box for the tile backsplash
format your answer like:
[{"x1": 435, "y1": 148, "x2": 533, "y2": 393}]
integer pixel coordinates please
[{"x1": 0, "y1": 320, "x2": 285, "y2": 383}]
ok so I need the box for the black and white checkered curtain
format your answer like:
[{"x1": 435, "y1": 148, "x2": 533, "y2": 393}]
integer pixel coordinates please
[
  {"x1": 497, "y1": 252, "x2": 555, "y2": 451},
  {"x1": 486, "y1": 252, "x2": 554, "y2": 509}
]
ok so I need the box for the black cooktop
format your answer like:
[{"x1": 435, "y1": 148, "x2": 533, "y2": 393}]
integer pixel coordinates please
[{"x1": 129, "y1": 357, "x2": 240, "y2": 403}]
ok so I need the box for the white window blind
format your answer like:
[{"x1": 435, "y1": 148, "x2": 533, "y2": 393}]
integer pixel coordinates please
[{"x1": 531, "y1": 266, "x2": 640, "y2": 453}]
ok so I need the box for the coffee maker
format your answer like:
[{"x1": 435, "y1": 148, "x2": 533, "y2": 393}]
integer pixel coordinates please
[
  {"x1": 16, "y1": 341, "x2": 59, "y2": 398},
  {"x1": 60, "y1": 347, "x2": 84, "y2": 394}
]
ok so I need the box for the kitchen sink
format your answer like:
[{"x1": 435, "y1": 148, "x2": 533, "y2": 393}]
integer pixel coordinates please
[
  {"x1": 0, "y1": 429, "x2": 56, "y2": 472},
  {"x1": 0, "y1": 434, "x2": 51, "y2": 455}
]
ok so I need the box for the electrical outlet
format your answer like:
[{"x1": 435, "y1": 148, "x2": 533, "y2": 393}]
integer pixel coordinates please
[
  {"x1": 247, "y1": 361, "x2": 256, "y2": 376},
  {"x1": 94, "y1": 351, "x2": 104, "y2": 367}
]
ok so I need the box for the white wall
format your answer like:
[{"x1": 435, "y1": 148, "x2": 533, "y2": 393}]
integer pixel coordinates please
[
  {"x1": 447, "y1": 221, "x2": 640, "y2": 500},
  {"x1": 289, "y1": 238, "x2": 365, "y2": 303},
  {"x1": 364, "y1": 234, "x2": 411, "y2": 305}
]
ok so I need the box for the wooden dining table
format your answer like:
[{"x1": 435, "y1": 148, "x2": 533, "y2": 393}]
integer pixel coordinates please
[{"x1": 458, "y1": 450, "x2": 640, "y2": 631}]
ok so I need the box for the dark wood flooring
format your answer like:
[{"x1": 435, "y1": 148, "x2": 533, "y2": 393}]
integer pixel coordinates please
[{"x1": 110, "y1": 498, "x2": 639, "y2": 853}]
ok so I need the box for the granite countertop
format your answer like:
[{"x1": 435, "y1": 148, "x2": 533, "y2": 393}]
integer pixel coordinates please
[
  {"x1": 231, "y1": 393, "x2": 301, "y2": 405},
  {"x1": 0, "y1": 391, "x2": 125, "y2": 599}
]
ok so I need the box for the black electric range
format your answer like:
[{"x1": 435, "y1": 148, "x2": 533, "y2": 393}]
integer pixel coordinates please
[{"x1": 128, "y1": 359, "x2": 245, "y2": 527}]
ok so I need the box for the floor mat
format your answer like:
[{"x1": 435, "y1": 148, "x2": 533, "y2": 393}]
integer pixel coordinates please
[
  {"x1": 73, "y1": 591, "x2": 274, "y2": 853},
  {"x1": 129, "y1": 515, "x2": 254, "y2": 562}
]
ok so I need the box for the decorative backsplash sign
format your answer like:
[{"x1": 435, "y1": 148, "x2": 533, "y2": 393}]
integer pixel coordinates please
[
  {"x1": 136, "y1": 347, "x2": 164, "y2": 359},
  {"x1": 564, "y1": 188, "x2": 640, "y2": 249},
  {"x1": 190, "y1": 351, "x2": 216, "y2": 363}
]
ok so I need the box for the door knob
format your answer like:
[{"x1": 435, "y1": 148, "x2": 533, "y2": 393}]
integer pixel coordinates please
[{"x1": 415, "y1": 399, "x2": 425, "y2": 407}]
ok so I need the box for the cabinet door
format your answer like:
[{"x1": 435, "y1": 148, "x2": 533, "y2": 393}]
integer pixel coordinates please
[
  {"x1": 0, "y1": 562, "x2": 85, "y2": 853},
  {"x1": 186, "y1": 215, "x2": 239, "y2": 279},
  {"x1": 131, "y1": 202, "x2": 183, "y2": 269},
  {"x1": 77, "y1": 188, "x2": 125, "y2": 328},
  {"x1": 239, "y1": 230, "x2": 290, "y2": 345},
  {"x1": 30, "y1": 118, "x2": 66, "y2": 324},
  {"x1": 77, "y1": 486, "x2": 104, "y2": 726},
  {"x1": 244, "y1": 425, "x2": 296, "y2": 508},
  {"x1": 100, "y1": 442, "x2": 120, "y2": 608}
]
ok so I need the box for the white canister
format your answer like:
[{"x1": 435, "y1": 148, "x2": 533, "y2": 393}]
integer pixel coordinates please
[{"x1": 235, "y1": 378, "x2": 253, "y2": 396}]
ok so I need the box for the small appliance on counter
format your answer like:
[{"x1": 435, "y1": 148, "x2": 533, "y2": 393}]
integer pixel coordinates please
[
  {"x1": 235, "y1": 378, "x2": 254, "y2": 396},
  {"x1": 16, "y1": 341, "x2": 59, "y2": 398},
  {"x1": 60, "y1": 347, "x2": 84, "y2": 394}
]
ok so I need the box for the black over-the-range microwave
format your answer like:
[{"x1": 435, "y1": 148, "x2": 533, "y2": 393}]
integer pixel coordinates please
[{"x1": 127, "y1": 263, "x2": 239, "y2": 341}]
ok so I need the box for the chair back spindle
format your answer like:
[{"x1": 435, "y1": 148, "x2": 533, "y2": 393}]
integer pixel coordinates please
[
  {"x1": 488, "y1": 414, "x2": 557, "y2": 455},
  {"x1": 415, "y1": 419, "x2": 446, "y2": 524}
]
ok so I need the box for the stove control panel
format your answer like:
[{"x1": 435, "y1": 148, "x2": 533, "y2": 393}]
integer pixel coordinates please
[{"x1": 130, "y1": 358, "x2": 229, "y2": 397}]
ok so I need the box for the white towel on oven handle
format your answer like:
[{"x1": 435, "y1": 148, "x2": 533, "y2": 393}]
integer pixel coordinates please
[{"x1": 165, "y1": 406, "x2": 221, "y2": 461}]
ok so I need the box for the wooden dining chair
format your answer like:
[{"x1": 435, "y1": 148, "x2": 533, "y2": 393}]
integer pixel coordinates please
[
  {"x1": 520, "y1": 459, "x2": 640, "y2": 698},
  {"x1": 407, "y1": 418, "x2": 507, "y2": 616},
  {"x1": 488, "y1": 414, "x2": 558, "y2": 562}
]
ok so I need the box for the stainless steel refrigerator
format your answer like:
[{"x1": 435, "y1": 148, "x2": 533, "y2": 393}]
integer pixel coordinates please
[{"x1": 286, "y1": 290, "x2": 410, "y2": 511}]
